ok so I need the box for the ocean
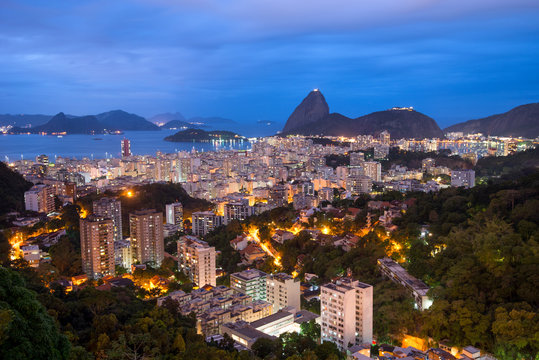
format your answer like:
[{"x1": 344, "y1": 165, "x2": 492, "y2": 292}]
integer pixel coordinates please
[{"x1": 0, "y1": 130, "x2": 251, "y2": 161}]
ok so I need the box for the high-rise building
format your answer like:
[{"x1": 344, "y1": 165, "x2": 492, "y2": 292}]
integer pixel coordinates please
[
  {"x1": 80, "y1": 215, "x2": 115, "y2": 279},
  {"x1": 192, "y1": 211, "x2": 223, "y2": 236},
  {"x1": 121, "y1": 138, "x2": 131, "y2": 157},
  {"x1": 346, "y1": 175, "x2": 372, "y2": 195},
  {"x1": 93, "y1": 197, "x2": 123, "y2": 242},
  {"x1": 379, "y1": 130, "x2": 390, "y2": 146},
  {"x1": 362, "y1": 161, "x2": 382, "y2": 182},
  {"x1": 36, "y1": 154, "x2": 49, "y2": 166},
  {"x1": 230, "y1": 269, "x2": 268, "y2": 301},
  {"x1": 165, "y1": 202, "x2": 183, "y2": 227},
  {"x1": 266, "y1": 273, "x2": 300, "y2": 311},
  {"x1": 24, "y1": 184, "x2": 55, "y2": 213},
  {"x1": 129, "y1": 209, "x2": 164, "y2": 266},
  {"x1": 451, "y1": 169, "x2": 475, "y2": 189},
  {"x1": 349, "y1": 152, "x2": 365, "y2": 167},
  {"x1": 422, "y1": 158, "x2": 436, "y2": 173},
  {"x1": 224, "y1": 200, "x2": 254, "y2": 224},
  {"x1": 177, "y1": 235, "x2": 216, "y2": 287},
  {"x1": 320, "y1": 277, "x2": 373, "y2": 350}
]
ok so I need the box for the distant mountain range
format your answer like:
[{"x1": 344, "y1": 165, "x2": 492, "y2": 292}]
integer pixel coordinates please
[
  {"x1": 444, "y1": 103, "x2": 539, "y2": 138},
  {"x1": 164, "y1": 128, "x2": 244, "y2": 142},
  {"x1": 281, "y1": 90, "x2": 443, "y2": 139},
  {"x1": 9, "y1": 110, "x2": 158, "y2": 134},
  {"x1": 160, "y1": 120, "x2": 204, "y2": 130},
  {"x1": 281, "y1": 91, "x2": 539, "y2": 139},
  {"x1": 148, "y1": 112, "x2": 186, "y2": 125}
]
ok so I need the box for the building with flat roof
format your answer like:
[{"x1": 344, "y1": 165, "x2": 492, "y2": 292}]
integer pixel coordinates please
[
  {"x1": 377, "y1": 257, "x2": 432, "y2": 311},
  {"x1": 320, "y1": 277, "x2": 373, "y2": 350},
  {"x1": 230, "y1": 269, "x2": 268, "y2": 301},
  {"x1": 177, "y1": 235, "x2": 216, "y2": 287},
  {"x1": 80, "y1": 215, "x2": 115, "y2": 279},
  {"x1": 192, "y1": 211, "x2": 223, "y2": 236},
  {"x1": 451, "y1": 169, "x2": 475, "y2": 189},
  {"x1": 24, "y1": 184, "x2": 54, "y2": 213},
  {"x1": 93, "y1": 197, "x2": 123, "y2": 242},
  {"x1": 129, "y1": 209, "x2": 164, "y2": 267},
  {"x1": 266, "y1": 273, "x2": 301, "y2": 311},
  {"x1": 165, "y1": 202, "x2": 183, "y2": 227}
]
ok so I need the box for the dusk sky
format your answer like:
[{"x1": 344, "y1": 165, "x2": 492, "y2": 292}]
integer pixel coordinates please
[{"x1": 1, "y1": 0, "x2": 538, "y2": 127}]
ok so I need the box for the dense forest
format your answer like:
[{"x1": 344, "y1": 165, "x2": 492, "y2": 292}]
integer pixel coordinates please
[
  {"x1": 391, "y1": 169, "x2": 539, "y2": 358},
  {"x1": 0, "y1": 162, "x2": 32, "y2": 216}
]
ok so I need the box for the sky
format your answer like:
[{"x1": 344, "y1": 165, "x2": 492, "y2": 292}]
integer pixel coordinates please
[{"x1": 1, "y1": 0, "x2": 538, "y2": 128}]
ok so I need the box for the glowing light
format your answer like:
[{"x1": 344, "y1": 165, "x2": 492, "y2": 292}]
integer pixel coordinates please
[
  {"x1": 321, "y1": 227, "x2": 330, "y2": 235},
  {"x1": 126, "y1": 191, "x2": 133, "y2": 197}
]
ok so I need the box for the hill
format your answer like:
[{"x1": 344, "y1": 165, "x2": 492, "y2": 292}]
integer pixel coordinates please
[
  {"x1": 444, "y1": 103, "x2": 539, "y2": 137},
  {"x1": 0, "y1": 114, "x2": 52, "y2": 128},
  {"x1": 281, "y1": 91, "x2": 444, "y2": 139},
  {"x1": 147, "y1": 112, "x2": 186, "y2": 125},
  {"x1": 164, "y1": 128, "x2": 244, "y2": 142},
  {"x1": 0, "y1": 162, "x2": 33, "y2": 215},
  {"x1": 96, "y1": 110, "x2": 159, "y2": 131},
  {"x1": 160, "y1": 120, "x2": 201, "y2": 130},
  {"x1": 10, "y1": 112, "x2": 111, "y2": 134},
  {"x1": 282, "y1": 89, "x2": 330, "y2": 133}
]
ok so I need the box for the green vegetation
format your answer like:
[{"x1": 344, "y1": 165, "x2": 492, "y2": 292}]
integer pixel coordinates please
[
  {"x1": 379, "y1": 148, "x2": 471, "y2": 171},
  {"x1": 164, "y1": 129, "x2": 245, "y2": 142},
  {"x1": 0, "y1": 266, "x2": 70, "y2": 359},
  {"x1": 390, "y1": 170, "x2": 539, "y2": 358},
  {"x1": 475, "y1": 147, "x2": 539, "y2": 180},
  {"x1": 0, "y1": 162, "x2": 32, "y2": 216}
]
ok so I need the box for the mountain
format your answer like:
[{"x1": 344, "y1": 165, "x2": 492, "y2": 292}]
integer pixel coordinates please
[
  {"x1": 10, "y1": 112, "x2": 111, "y2": 134},
  {"x1": 148, "y1": 112, "x2": 186, "y2": 125},
  {"x1": 164, "y1": 128, "x2": 244, "y2": 142},
  {"x1": 281, "y1": 91, "x2": 444, "y2": 139},
  {"x1": 160, "y1": 120, "x2": 201, "y2": 130},
  {"x1": 96, "y1": 110, "x2": 159, "y2": 131},
  {"x1": 0, "y1": 114, "x2": 52, "y2": 128},
  {"x1": 444, "y1": 103, "x2": 539, "y2": 138},
  {"x1": 282, "y1": 90, "x2": 329, "y2": 133}
]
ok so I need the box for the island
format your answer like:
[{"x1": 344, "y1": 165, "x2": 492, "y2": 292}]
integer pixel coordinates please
[{"x1": 164, "y1": 128, "x2": 247, "y2": 142}]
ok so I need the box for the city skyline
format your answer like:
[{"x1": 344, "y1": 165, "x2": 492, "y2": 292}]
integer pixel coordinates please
[{"x1": 1, "y1": 1, "x2": 538, "y2": 127}]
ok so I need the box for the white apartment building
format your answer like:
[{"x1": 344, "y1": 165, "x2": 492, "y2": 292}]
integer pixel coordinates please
[
  {"x1": 192, "y1": 211, "x2": 223, "y2": 236},
  {"x1": 24, "y1": 184, "x2": 54, "y2": 213},
  {"x1": 451, "y1": 169, "x2": 475, "y2": 189},
  {"x1": 230, "y1": 269, "x2": 268, "y2": 301},
  {"x1": 320, "y1": 277, "x2": 373, "y2": 351},
  {"x1": 93, "y1": 197, "x2": 123, "y2": 242},
  {"x1": 362, "y1": 161, "x2": 382, "y2": 182},
  {"x1": 165, "y1": 202, "x2": 183, "y2": 226},
  {"x1": 177, "y1": 235, "x2": 216, "y2": 287},
  {"x1": 266, "y1": 273, "x2": 300, "y2": 311}
]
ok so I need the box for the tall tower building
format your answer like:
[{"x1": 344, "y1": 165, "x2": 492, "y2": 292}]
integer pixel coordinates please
[
  {"x1": 80, "y1": 215, "x2": 115, "y2": 279},
  {"x1": 320, "y1": 277, "x2": 373, "y2": 350},
  {"x1": 379, "y1": 130, "x2": 390, "y2": 146},
  {"x1": 165, "y1": 202, "x2": 183, "y2": 226},
  {"x1": 121, "y1": 138, "x2": 131, "y2": 157},
  {"x1": 24, "y1": 184, "x2": 55, "y2": 213},
  {"x1": 266, "y1": 273, "x2": 301, "y2": 311},
  {"x1": 192, "y1": 211, "x2": 223, "y2": 236},
  {"x1": 362, "y1": 161, "x2": 382, "y2": 182},
  {"x1": 93, "y1": 197, "x2": 123, "y2": 242},
  {"x1": 177, "y1": 235, "x2": 216, "y2": 287},
  {"x1": 129, "y1": 209, "x2": 164, "y2": 267}
]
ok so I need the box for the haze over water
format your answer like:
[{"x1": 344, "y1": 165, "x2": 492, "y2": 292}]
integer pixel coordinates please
[{"x1": 0, "y1": 130, "x2": 251, "y2": 161}]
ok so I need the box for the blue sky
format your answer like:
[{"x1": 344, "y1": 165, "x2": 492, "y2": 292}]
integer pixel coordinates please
[{"x1": 1, "y1": 0, "x2": 538, "y2": 128}]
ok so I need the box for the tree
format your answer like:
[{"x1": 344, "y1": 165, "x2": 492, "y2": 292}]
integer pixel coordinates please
[
  {"x1": 172, "y1": 332, "x2": 186, "y2": 352},
  {"x1": 0, "y1": 266, "x2": 70, "y2": 359},
  {"x1": 300, "y1": 320, "x2": 321, "y2": 341},
  {"x1": 252, "y1": 337, "x2": 282, "y2": 359}
]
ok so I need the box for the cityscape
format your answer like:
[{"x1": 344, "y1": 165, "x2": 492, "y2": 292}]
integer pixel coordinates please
[{"x1": 0, "y1": 1, "x2": 538, "y2": 360}]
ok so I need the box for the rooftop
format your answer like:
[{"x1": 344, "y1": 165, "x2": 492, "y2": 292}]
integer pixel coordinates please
[{"x1": 231, "y1": 269, "x2": 268, "y2": 281}]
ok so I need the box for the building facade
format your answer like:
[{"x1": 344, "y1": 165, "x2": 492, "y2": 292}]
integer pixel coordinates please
[
  {"x1": 192, "y1": 211, "x2": 223, "y2": 236},
  {"x1": 177, "y1": 235, "x2": 216, "y2": 287},
  {"x1": 80, "y1": 215, "x2": 115, "y2": 279},
  {"x1": 165, "y1": 202, "x2": 183, "y2": 227},
  {"x1": 266, "y1": 273, "x2": 301, "y2": 311},
  {"x1": 93, "y1": 197, "x2": 123, "y2": 242},
  {"x1": 230, "y1": 269, "x2": 268, "y2": 301},
  {"x1": 24, "y1": 184, "x2": 54, "y2": 213},
  {"x1": 320, "y1": 277, "x2": 373, "y2": 350},
  {"x1": 129, "y1": 209, "x2": 164, "y2": 266}
]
